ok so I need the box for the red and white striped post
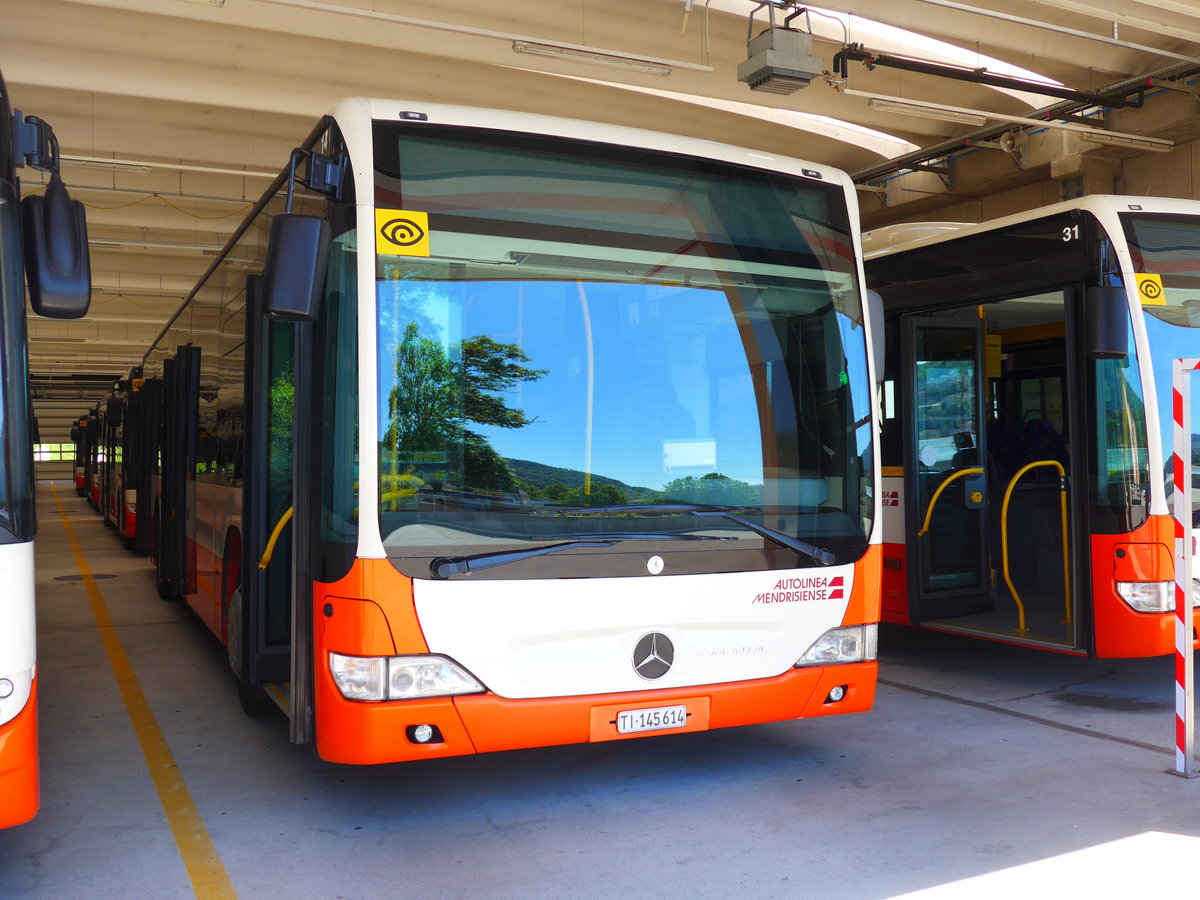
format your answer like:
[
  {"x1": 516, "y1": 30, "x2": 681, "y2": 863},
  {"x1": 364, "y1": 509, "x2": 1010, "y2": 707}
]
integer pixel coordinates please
[{"x1": 1170, "y1": 357, "x2": 1200, "y2": 778}]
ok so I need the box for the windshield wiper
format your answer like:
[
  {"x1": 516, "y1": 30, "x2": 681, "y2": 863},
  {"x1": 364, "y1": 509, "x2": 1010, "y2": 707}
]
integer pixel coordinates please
[
  {"x1": 556, "y1": 503, "x2": 837, "y2": 567},
  {"x1": 429, "y1": 532, "x2": 728, "y2": 579}
]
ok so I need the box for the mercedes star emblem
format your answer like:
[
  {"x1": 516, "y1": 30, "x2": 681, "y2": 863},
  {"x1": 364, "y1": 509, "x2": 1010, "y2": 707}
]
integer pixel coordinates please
[{"x1": 633, "y1": 632, "x2": 674, "y2": 680}]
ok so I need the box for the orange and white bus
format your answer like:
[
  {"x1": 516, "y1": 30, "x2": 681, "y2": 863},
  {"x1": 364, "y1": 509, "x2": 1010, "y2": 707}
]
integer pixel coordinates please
[
  {"x1": 0, "y1": 70, "x2": 89, "y2": 828},
  {"x1": 95, "y1": 373, "x2": 143, "y2": 550},
  {"x1": 139, "y1": 98, "x2": 881, "y2": 763},
  {"x1": 70, "y1": 414, "x2": 88, "y2": 495},
  {"x1": 867, "y1": 197, "x2": 1200, "y2": 657}
]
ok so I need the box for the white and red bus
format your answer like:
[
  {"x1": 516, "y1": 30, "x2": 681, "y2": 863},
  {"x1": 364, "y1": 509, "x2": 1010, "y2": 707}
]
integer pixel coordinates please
[
  {"x1": 867, "y1": 197, "x2": 1200, "y2": 657},
  {"x1": 70, "y1": 414, "x2": 87, "y2": 495},
  {"x1": 0, "y1": 70, "x2": 89, "y2": 828},
  {"x1": 140, "y1": 98, "x2": 882, "y2": 763},
  {"x1": 95, "y1": 373, "x2": 144, "y2": 550}
]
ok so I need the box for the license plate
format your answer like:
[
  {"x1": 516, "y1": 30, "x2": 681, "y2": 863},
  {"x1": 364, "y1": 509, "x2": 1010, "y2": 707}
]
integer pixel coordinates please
[{"x1": 616, "y1": 704, "x2": 689, "y2": 734}]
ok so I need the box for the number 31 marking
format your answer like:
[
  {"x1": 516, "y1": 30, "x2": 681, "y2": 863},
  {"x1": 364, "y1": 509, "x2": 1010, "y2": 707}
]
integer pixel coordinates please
[{"x1": 1062, "y1": 224, "x2": 1080, "y2": 241}]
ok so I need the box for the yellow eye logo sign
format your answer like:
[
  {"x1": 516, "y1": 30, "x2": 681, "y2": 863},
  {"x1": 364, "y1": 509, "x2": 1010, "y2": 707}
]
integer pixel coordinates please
[
  {"x1": 375, "y1": 209, "x2": 430, "y2": 257},
  {"x1": 1135, "y1": 273, "x2": 1165, "y2": 305}
]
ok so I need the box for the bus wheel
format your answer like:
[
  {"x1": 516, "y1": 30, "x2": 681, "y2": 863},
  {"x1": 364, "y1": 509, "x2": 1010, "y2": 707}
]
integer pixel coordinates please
[
  {"x1": 236, "y1": 681, "x2": 277, "y2": 718},
  {"x1": 227, "y1": 584, "x2": 275, "y2": 718},
  {"x1": 156, "y1": 574, "x2": 179, "y2": 601}
]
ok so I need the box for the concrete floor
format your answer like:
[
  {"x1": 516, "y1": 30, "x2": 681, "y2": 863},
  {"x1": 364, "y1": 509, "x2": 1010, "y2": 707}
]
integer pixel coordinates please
[{"x1": 5, "y1": 481, "x2": 1200, "y2": 899}]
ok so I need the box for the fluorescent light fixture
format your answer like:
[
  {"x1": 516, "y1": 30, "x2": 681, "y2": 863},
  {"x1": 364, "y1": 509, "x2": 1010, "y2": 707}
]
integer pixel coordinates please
[
  {"x1": 868, "y1": 97, "x2": 986, "y2": 127},
  {"x1": 843, "y1": 89, "x2": 1174, "y2": 151},
  {"x1": 1077, "y1": 131, "x2": 1173, "y2": 153},
  {"x1": 89, "y1": 238, "x2": 226, "y2": 254},
  {"x1": 68, "y1": 159, "x2": 153, "y2": 174},
  {"x1": 61, "y1": 154, "x2": 277, "y2": 179},
  {"x1": 512, "y1": 41, "x2": 671, "y2": 76}
]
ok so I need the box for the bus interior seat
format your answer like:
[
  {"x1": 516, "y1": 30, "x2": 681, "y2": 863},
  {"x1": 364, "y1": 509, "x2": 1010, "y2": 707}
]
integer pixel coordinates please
[
  {"x1": 986, "y1": 416, "x2": 1032, "y2": 484},
  {"x1": 1023, "y1": 413, "x2": 1069, "y2": 477}
]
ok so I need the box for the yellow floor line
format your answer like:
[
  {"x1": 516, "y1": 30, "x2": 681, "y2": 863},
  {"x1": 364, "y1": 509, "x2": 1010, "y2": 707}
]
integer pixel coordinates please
[{"x1": 51, "y1": 484, "x2": 236, "y2": 899}]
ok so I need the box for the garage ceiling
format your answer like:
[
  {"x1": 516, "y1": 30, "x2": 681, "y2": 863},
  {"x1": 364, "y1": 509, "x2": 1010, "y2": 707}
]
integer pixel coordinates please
[{"x1": 5, "y1": 0, "x2": 1200, "y2": 396}]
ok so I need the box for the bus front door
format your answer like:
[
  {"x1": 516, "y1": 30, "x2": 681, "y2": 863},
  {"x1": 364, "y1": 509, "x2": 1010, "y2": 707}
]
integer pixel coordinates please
[
  {"x1": 239, "y1": 277, "x2": 297, "y2": 719},
  {"x1": 904, "y1": 317, "x2": 992, "y2": 623}
]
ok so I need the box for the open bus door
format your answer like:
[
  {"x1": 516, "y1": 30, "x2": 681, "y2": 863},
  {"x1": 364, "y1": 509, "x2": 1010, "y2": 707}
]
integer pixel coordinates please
[
  {"x1": 132, "y1": 377, "x2": 162, "y2": 556},
  {"x1": 903, "y1": 316, "x2": 992, "y2": 622},
  {"x1": 893, "y1": 292, "x2": 1084, "y2": 650},
  {"x1": 156, "y1": 346, "x2": 199, "y2": 599},
  {"x1": 237, "y1": 271, "x2": 297, "y2": 718}
]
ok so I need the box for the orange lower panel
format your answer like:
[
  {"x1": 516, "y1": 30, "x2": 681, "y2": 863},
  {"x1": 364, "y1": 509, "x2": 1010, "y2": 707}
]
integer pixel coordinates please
[
  {"x1": 1092, "y1": 517, "x2": 1200, "y2": 658},
  {"x1": 0, "y1": 679, "x2": 39, "y2": 829},
  {"x1": 313, "y1": 662, "x2": 877, "y2": 765}
]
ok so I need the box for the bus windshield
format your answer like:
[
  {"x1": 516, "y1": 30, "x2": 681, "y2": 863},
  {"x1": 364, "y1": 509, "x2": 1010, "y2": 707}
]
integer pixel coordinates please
[
  {"x1": 373, "y1": 123, "x2": 873, "y2": 577},
  {"x1": 1121, "y1": 213, "x2": 1200, "y2": 503}
]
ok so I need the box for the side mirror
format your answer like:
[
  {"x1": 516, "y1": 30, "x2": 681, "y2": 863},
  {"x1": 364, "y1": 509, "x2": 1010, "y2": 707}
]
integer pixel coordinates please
[
  {"x1": 261, "y1": 214, "x2": 330, "y2": 322},
  {"x1": 106, "y1": 397, "x2": 123, "y2": 427},
  {"x1": 866, "y1": 289, "x2": 885, "y2": 385},
  {"x1": 1086, "y1": 286, "x2": 1129, "y2": 360},
  {"x1": 22, "y1": 173, "x2": 90, "y2": 319}
]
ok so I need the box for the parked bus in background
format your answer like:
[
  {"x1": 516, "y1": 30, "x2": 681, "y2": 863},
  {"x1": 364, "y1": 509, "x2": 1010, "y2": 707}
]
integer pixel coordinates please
[
  {"x1": 97, "y1": 370, "x2": 143, "y2": 549},
  {"x1": 85, "y1": 402, "x2": 103, "y2": 509},
  {"x1": 136, "y1": 98, "x2": 882, "y2": 764},
  {"x1": 70, "y1": 414, "x2": 88, "y2": 495},
  {"x1": 0, "y1": 69, "x2": 90, "y2": 828},
  {"x1": 867, "y1": 197, "x2": 1200, "y2": 657}
]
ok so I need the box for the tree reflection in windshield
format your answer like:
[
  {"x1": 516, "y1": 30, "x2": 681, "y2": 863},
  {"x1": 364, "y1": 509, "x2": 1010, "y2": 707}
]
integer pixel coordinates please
[{"x1": 382, "y1": 322, "x2": 545, "y2": 497}]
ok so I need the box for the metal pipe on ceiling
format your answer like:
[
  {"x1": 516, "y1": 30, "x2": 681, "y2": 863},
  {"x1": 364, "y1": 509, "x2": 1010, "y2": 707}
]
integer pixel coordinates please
[
  {"x1": 899, "y1": 0, "x2": 1200, "y2": 65},
  {"x1": 850, "y1": 60, "x2": 1200, "y2": 185}
]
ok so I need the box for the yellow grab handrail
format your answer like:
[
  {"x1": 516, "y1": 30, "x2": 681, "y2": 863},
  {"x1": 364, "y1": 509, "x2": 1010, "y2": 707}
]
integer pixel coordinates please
[
  {"x1": 258, "y1": 505, "x2": 294, "y2": 570},
  {"x1": 917, "y1": 467, "x2": 985, "y2": 537},
  {"x1": 1000, "y1": 460, "x2": 1070, "y2": 633}
]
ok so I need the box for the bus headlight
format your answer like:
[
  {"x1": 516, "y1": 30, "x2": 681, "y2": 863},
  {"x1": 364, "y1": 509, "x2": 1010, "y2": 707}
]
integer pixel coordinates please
[
  {"x1": 1117, "y1": 581, "x2": 1174, "y2": 613},
  {"x1": 796, "y1": 624, "x2": 878, "y2": 666},
  {"x1": 328, "y1": 653, "x2": 386, "y2": 701},
  {"x1": 329, "y1": 652, "x2": 484, "y2": 702},
  {"x1": 388, "y1": 656, "x2": 484, "y2": 700}
]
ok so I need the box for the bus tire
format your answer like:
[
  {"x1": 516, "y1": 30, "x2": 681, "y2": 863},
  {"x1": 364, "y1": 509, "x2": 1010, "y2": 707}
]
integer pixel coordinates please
[
  {"x1": 156, "y1": 574, "x2": 179, "y2": 601},
  {"x1": 226, "y1": 584, "x2": 244, "y2": 678},
  {"x1": 236, "y1": 681, "x2": 277, "y2": 718},
  {"x1": 229, "y1": 599, "x2": 277, "y2": 718},
  {"x1": 224, "y1": 555, "x2": 273, "y2": 717}
]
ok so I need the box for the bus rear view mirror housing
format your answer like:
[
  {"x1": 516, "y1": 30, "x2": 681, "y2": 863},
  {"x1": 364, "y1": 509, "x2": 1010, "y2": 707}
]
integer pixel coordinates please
[
  {"x1": 1086, "y1": 285, "x2": 1128, "y2": 360},
  {"x1": 21, "y1": 174, "x2": 90, "y2": 319},
  {"x1": 261, "y1": 213, "x2": 330, "y2": 322}
]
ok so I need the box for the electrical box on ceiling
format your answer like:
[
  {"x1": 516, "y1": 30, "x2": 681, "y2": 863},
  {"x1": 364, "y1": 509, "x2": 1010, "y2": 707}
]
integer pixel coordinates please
[{"x1": 737, "y1": 28, "x2": 823, "y2": 95}]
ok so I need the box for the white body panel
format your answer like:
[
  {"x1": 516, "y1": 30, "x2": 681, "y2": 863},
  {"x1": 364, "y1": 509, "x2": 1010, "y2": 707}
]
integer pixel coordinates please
[
  {"x1": 414, "y1": 564, "x2": 855, "y2": 699},
  {"x1": 881, "y1": 476, "x2": 906, "y2": 544},
  {"x1": 0, "y1": 541, "x2": 36, "y2": 727}
]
